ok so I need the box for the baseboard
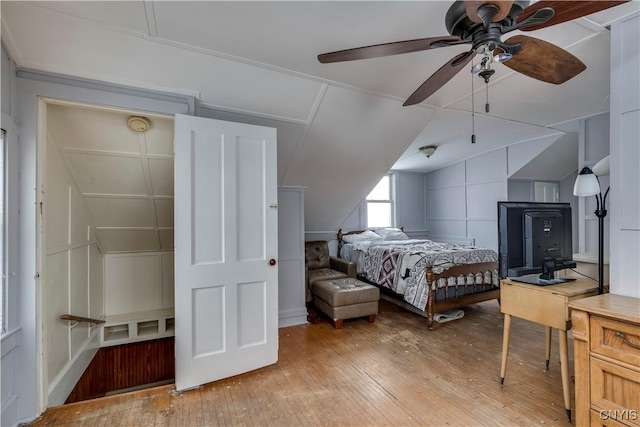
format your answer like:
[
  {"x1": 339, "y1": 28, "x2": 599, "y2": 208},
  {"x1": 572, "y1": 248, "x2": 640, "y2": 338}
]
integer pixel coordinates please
[
  {"x1": 47, "y1": 332, "x2": 100, "y2": 407},
  {"x1": 278, "y1": 308, "x2": 308, "y2": 328}
]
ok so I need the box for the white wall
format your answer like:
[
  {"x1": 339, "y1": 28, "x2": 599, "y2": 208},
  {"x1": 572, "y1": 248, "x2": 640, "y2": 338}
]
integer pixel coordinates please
[
  {"x1": 427, "y1": 149, "x2": 508, "y2": 251},
  {"x1": 426, "y1": 138, "x2": 563, "y2": 251},
  {"x1": 559, "y1": 171, "x2": 579, "y2": 255},
  {"x1": 507, "y1": 179, "x2": 532, "y2": 202},
  {"x1": 609, "y1": 12, "x2": 640, "y2": 298},
  {"x1": 339, "y1": 171, "x2": 429, "y2": 237},
  {"x1": 395, "y1": 172, "x2": 428, "y2": 236},
  {"x1": 576, "y1": 112, "x2": 610, "y2": 259},
  {"x1": 43, "y1": 121, "x2": 104, "y2": 406},
  {"x1": 105, "y1": 252, "x2": 174, "y2": 316},
  {"x1": 338, "y1": 142, "x2": 557, "y2": 253}
]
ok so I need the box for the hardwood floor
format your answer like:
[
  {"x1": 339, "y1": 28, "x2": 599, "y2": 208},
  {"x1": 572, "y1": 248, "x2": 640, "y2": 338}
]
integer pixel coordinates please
[{"x1": 30, "y1": 300, "x2": 574, "y2": 426}]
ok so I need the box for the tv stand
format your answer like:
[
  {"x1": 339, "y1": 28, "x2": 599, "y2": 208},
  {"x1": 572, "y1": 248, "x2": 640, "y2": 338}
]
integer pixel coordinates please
[
  {"x1": 509, "y1": 273, "x2": 576, "y2": 286},
  {"x1": 506, "y1": 260, "x2": 576, "y2": 278}
]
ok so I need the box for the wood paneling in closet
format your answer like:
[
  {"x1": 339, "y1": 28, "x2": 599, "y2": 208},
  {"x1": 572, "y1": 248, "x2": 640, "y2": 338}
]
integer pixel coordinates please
[{"x1": 65, "y1": 337, "x2": 174, "y2": 403}]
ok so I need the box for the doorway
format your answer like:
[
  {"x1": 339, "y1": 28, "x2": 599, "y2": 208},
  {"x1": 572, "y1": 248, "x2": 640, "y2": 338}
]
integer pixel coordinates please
[
  {"x1": 39, "y1": 99, "x2": 176, "y2": 404},
  {"x1": 38, "y1": 99, "x2": 279, "y2": 407}
]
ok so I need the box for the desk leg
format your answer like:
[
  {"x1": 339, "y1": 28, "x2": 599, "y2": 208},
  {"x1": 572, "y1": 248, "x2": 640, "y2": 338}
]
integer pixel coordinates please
[
  {"x1": 500, "y1": 314, "x2": 512, "y2": 387},
  {"x1": 558, "y1": 329, "x2": 571, "y2": 422},
  {"x1": 545, "y1": 326, "x2": 552, "y2": 370}
]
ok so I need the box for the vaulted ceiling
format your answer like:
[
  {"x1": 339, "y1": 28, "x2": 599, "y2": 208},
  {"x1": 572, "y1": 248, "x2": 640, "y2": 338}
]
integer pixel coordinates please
[{"x1": 2, "y1": 1, "x2": 638, "y2": 234}]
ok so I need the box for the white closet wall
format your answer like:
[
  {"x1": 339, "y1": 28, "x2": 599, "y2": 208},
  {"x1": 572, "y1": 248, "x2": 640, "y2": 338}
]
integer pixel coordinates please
[
  {"x1": 105, "y1": 252, "x2": 174, "y2": 315},
  {"x1": 44, "y1": 119, "x2": 104, "y2": 405},
  {"x1": 100, "y1": 251, "x2": 175, "y2": 346}
]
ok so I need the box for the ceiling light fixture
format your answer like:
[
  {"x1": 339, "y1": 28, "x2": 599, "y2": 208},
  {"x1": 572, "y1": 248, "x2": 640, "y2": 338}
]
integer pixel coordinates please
[{"x1": 419, "y1": 145, "x2": 437, "y2": 158}]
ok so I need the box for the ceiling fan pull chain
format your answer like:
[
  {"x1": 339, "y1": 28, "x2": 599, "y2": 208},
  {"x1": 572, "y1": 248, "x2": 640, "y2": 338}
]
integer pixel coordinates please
[
  {"x1": 471, "y1": 64, "x2": 476, "y2": 144},
  {"x1": 485, "y1": 82, "x2": 490, "y2": 113}
]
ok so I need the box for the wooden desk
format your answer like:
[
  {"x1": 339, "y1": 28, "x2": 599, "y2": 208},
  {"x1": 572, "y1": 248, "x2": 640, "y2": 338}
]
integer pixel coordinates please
[{"x1": 499, "y1": 277, "x2": 598, "y2": 422}]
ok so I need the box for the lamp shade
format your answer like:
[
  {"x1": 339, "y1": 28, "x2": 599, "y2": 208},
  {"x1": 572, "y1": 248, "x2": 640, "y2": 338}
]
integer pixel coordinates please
[
  {"x1": 593, "y1": 155, "x2": 610, "y2": 176},
  {"x1": 573, "y1": 167, "x2": 600, "y2": 196}
]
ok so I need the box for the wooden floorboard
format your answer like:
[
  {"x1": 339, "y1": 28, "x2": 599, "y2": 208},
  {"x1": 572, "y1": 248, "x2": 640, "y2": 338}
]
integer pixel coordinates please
[{"x1": 29, "y1": 299, "x2": 575, "y2": 426}]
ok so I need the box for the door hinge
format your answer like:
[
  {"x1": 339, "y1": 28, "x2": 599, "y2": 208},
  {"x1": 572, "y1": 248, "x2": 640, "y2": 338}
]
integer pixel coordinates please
[{"x1": 40, "y1": 201, "x2": 43, "y2": 215}]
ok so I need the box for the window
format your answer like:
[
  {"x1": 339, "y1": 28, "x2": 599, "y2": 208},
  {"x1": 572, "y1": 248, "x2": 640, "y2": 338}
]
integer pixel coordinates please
[
  {"x1": 366, "y1": 175, "x2": 393, "y2": 228},
  {"x1": 534, "y1": 181, "x2": 559, "y2": 203}
]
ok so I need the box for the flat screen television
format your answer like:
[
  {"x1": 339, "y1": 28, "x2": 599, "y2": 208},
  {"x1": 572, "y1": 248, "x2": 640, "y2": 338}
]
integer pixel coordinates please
[{"x1": 497, "y1": 201, "x2": 576, "y2": 280}]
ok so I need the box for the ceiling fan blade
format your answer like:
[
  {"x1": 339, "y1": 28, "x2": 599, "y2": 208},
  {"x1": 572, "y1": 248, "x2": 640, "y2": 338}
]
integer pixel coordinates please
[
  {"x1": 465, "y1": 0, "x2": 513, "y2": 23},
  {"x1": 318, "y1": 36, "x2": 460, "y2": 63},
  {"x1": 516, "y1": 1, "x2": 629, "y2": 31},
  {"x1": 404, "y1": 50, "x2": 475, "y2": 106},
  {"x1": 498, "y1": 35, "x2": 586, "y2": 84}
]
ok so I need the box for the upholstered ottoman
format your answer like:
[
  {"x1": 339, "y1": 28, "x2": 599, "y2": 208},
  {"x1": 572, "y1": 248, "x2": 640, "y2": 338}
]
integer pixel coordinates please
[{"x1": 311, "y1": 277, "x2": 380, "y2": 329}]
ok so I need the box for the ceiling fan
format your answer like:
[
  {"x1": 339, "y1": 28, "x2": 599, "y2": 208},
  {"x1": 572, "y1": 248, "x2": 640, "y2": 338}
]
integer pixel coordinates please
[{"x1": 317, "y1": 0, "x2": 628, "y2": 106}]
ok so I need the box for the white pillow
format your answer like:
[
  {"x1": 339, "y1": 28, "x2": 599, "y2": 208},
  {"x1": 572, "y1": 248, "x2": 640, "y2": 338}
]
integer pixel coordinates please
[
  {"x1": 342, "y1": 230, "x2": 383, "y2": 243},
  {"x1": 374, "y1": 227, "x2": 409, "y2": 241}
]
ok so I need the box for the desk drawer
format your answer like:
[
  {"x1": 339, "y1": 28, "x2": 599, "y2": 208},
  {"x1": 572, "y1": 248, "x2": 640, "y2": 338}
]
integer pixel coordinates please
[
  {"x1": 591, "y1": 316, "x2": 640, "y2": 366},
  {"x1": 590, "y1": 357, "x2": 640, "y2": 426}
]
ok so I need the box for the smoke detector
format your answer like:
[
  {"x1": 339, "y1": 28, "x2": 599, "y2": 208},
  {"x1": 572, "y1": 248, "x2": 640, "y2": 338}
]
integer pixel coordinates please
[{"x1": 127, "y1": 116, "x2": 150, "y2": 132}]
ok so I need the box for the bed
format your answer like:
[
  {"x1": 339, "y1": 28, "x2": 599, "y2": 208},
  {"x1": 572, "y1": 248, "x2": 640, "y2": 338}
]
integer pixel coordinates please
[{"x1": 337, "y1": 228, "x2": 500, "y2": 330}]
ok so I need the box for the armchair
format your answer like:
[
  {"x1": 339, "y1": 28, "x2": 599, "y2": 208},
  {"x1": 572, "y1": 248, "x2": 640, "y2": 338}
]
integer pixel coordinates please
[{"x1": 304, "y1": 241, "x2": 356, "y2": 302}]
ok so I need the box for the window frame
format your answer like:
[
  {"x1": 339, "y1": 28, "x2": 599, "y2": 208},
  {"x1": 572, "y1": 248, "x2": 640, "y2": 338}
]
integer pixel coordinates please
[
  {"x1": 1, "y1": 114, "x2": 18, "y2": 336},
  {"x1": 1, "y1": 127, "x2": 5, "y2": 333}
]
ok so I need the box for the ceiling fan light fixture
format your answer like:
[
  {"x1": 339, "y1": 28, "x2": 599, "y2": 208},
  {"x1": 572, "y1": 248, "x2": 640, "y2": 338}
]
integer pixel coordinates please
[
  {"x1": 494, "y1": 52, "x2": 513, "y2": 63},
  {"x1": 471, "y1": 47, "x2": 512, "y2": 75},
  {"x1": 419, "y1": 145, "x2": 437, "y2": 158},
  {"x1": 317, "y1": 0, "x2": 625, "y2": 106},
  {"x1": 471, "y1": 61, "x2": 484, "y2": 74}
]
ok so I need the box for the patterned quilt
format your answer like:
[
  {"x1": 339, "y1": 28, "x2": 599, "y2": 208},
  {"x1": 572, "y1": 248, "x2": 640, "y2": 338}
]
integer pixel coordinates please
[{"x1": 342, "y1": 239, "x2": 498, "y2": 310}]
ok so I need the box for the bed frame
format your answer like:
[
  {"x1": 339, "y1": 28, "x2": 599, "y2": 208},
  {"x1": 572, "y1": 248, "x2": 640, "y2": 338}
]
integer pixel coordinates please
[{"x1": 337, "y1": 228, "x2": 500, "y2": 330}]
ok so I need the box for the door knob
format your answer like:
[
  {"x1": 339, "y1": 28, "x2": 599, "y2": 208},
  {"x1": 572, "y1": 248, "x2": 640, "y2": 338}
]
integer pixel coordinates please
[{"x1": 269, "y1": 259, "x2": 277, "y2": 266}]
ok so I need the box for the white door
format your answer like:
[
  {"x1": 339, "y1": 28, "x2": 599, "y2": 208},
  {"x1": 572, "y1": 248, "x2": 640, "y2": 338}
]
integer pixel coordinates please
[{"x1": 174, "y1": 114, "x2": 278, "y2": 391}]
